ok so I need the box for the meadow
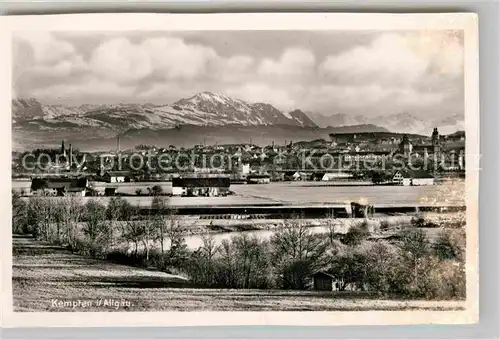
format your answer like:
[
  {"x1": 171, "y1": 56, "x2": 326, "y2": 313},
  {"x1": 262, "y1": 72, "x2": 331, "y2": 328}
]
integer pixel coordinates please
[{"x1": 12, "y1": 235, "x2": 465, "y2": 312}]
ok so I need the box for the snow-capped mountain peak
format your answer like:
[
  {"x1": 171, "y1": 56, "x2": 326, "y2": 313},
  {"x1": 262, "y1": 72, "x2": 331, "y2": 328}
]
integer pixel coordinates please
[{"x1": 12, "y1": 92, "x2": 318, "y2": 134}]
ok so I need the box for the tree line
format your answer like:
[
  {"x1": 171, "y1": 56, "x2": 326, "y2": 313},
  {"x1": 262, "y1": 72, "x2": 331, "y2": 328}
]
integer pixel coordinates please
[{"x1": 12, "y1": 191, "x2": 465, "y2": 299}]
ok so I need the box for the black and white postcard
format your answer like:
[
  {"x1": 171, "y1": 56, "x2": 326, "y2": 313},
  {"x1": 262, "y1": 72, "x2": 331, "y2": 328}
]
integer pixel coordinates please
[{"x1": 0, "y1": 13, "x2": 479, "y2": 327}]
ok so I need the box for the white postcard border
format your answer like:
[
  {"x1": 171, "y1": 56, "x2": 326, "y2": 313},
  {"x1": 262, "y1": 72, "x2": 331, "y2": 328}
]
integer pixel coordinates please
[{"x1": 0, "y1": 12, "x2": 479, "y2": 328}]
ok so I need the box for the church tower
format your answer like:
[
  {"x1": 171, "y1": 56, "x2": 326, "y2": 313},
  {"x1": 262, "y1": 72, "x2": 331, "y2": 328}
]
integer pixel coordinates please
[
  {"x1": 431, "y1": 127, "x2": 441, "y2": 170},
  {"x1": 400, "y1": 135, "x2": 412, "y2": 158},
  {"x1": 61, "y1": 140, "x2": 67, "y2": 157},
  {"x1": 432, "y1": 127, "x2": 441, "y2": 157}
]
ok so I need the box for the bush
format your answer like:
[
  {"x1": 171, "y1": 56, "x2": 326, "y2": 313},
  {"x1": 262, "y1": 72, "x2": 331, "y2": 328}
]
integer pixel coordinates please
[
  {"x1": 412, "y1": 215, "x2": 439, "y2": 228},
  {"x1": 106, "y1": 196, "x2": 134, "y2": 220},
  {"x1": 343, "y1": 222, "x2": 370, "y2": 246},
  {"x1": 434, "y1": 229, "x2": 466, "y2": 261},
  {"x1": 400, "y1": 229, "x2": 429, "y2": 259},
  {"x1": 379, "y1": 220, "x2": 390, "y2": 230},
  {"x1": 147, "y1": 185, "x2": 163, "y2": 196}
]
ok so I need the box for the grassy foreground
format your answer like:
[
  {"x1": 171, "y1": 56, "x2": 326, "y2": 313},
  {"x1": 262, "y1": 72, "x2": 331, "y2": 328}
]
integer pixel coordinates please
[{"x1": 12, "y1": 235, "x2": 465, "y2": 312}]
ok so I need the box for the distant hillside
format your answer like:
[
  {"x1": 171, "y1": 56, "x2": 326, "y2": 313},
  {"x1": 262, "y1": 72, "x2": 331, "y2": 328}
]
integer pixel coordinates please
[
  {"x1": 114, "y1": 124, "x2": 390, "y2": 151},
  {"x1": 307, "y1": 111, "x2": 464, "y2": 136}
]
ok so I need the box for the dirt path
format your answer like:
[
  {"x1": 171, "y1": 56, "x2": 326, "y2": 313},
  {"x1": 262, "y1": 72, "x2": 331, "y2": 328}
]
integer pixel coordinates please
[{"x1": 12, "y1": 235, "x2": 465, "y2": 312}]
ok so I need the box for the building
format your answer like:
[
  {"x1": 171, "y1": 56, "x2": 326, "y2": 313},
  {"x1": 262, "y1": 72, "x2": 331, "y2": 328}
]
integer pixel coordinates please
[
  {"x1": 172, "y1": 176, "x2": 231, "y2": 197},
  {"x1": 310, "y1": 172, "x2": 326, "y2": 181},
  {"x1": 392, "y1": 169, "x2": 434, "y2": 186},
  {"x1": 399, "y1": 135, "x2": 413, "y2": 157},
  {"x1": 432, "y1": 127, "x2": 441, "y2": 159},
  {"x1": 30, "y1": 177, "x2": 89, "y2": 196},
  {"x1": 104, "y1": 187, "x2": 117, "y2": 196},
  {"x1": 312, "y1": 271, "x2": 334, "y2": 291},
  {"x1": 247, "y1": 174, "x2": 271, "y2": 184},
  {"x1": 322, "y1": 172, "x2": 353, "y2": 181},
  {"x1": 292, "y1": 171, "x2": 308, "y2": 181},
  {"x1": 103, "y1": 171, "x2": 131, "y2": 183},
  {"x1": 241, "y1": 163, "x2": 250, "y2": 176}
]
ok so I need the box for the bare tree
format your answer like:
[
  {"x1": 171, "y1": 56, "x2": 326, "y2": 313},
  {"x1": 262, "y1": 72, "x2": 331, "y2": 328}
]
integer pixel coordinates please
[
  {"x1": 199, "y1": 234, "x2": 219, "y2": 260},
  {"x1": 138, "y1": 218, "x2": 156, "y2": 262},
  {"x1": 151, "y1": 196, "x2": 168, "y2": 256},
  {"x1": 82, "y1": 199, "x2": 111, "y2": 258},
  {"x1": 121, "y1": 219, "x2": 143, "y2": 257},
  {"x1": 107, "y1": 196, "x2": 126, "y2": 221},
  {"x1": 271, "y1": 216, "x2": 328, "y2": 289},
  {"x1": 232, "y1": 235, "x2": 270, "y2": 289},
  {"x1": 59, "y1": 196, "x2": 83, "y2": 249},
  {"x1": 26, "y1": 197, "x2": 54, "y2": 241},
  {"x1": 12, "y1": 191, "x2": 27, "y2": 234},
  {"x1": 325, "y1": 209, "x2": 339, "y2": 247}
]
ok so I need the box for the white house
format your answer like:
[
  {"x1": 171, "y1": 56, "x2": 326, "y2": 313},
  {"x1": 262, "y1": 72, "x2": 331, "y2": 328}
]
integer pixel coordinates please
[
  {"x1": 241, "y1": 163, "x2": 250, "y2": 175},
  {"x1": 393, "y1": 170, "x2": 434, "y2": 186},
  {"x1": 322, "y1": 172, "x2": 353, "y2": 181},
  {"x1": 171, "y1": 176, "x2": 231, "y2": 197},
  {"x1": 247, "y1": 174, "x2": 271, "y2": 184},
  {"x1": 103, "y1": 171, "x2": 130, "y2": 183}
]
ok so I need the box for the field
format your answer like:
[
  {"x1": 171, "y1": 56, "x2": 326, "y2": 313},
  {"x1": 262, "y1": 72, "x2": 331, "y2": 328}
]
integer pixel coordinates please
[
  {"x1": 12, "y1": 235, "x2": 465, "y2": 312},
  {"x1": 13, "y1": 180, "x2": 466, "y2": 207}
]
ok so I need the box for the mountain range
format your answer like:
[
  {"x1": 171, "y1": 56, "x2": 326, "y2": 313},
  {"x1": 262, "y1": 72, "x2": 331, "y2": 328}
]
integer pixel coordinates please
[
  {"x1": 12, "y1": 92, "x2": 317, "y2": 130},
  {"x1": 307, "y1": 111, "x2": 464, "y2": 136},
  {"x1": 12, "y1": 91, "x2": 463, "y2": 151}
]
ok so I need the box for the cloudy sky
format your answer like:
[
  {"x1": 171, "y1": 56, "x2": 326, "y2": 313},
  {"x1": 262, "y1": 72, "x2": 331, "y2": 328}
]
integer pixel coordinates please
[{"x1": 13, "y1": 30, "x2": 464, "y2": 118}]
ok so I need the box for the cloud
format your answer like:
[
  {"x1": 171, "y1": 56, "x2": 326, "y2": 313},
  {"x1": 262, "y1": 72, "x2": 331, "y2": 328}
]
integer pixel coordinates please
[
  {"x1": 410, "y1": 31, "x2": 463, "y2": 77},
  {"x1": 14, "y1": 32, "x2": 88, "y2": 81},
  {"x1": 258, "y1": 48, "x2": 316, "y2": 78},
  {"x1": 88, "y1": 36, "x2": 219, "y2": 82},
  {"x1": 29, "y1": 55, "x2": 88, "y2": 78},
  {"x1": 137, "y1": 81, "x2": 207, "y2": 101},
  {"x1": 303, "y1": 84, "x2": 448, "y2": 114},
  {"x1": 31, "y1": 76, "x2": 136, "y2": 100},
  {"x1": 143, "y1": 37, "x2": 217, "y2": 80},
  {"x1": 321, "y1": 31, "x2": 463, "y2": 86},
  {"x1": 321, "y1": 33, "x2": 428, "y2": 86},
  {"x1": 211, "y1": 55, "x2": 255, "y2": 82},
  {"x1": 15, "y1": 32, "x2": 76, "y2": 64},
  {"x1": 225, "y1": 82, "x2": 296, "y2": 109},
  {"x1": 314, "y1": 31, "x2": 463, "y2": 115},
  {"x1": 89, "y1": 38, "x2": 153, "y2": 82}
]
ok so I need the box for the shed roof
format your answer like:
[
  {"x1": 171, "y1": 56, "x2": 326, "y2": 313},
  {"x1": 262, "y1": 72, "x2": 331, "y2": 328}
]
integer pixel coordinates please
[
  {"x1": 247, "y1": 174, "x2": 270, "y2": 179},
  {"x1": 312, "y1": 271, "x2": 335, "y2": 279},
  {"x1": 31, "y1": 177, "x2": 88, "y2": 191},
  {"x1": 172, "y1": 177, "x2": 230, "y2": 188}
]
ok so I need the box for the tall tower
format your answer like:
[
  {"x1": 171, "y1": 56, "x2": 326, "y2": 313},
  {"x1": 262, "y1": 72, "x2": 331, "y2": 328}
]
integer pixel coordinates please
[
  {"x1": 432, "y1": 127, "x2": 441, "y2": 170},
  {"x1": 61, "y1": 140, "x2": 66, "y2": 157},
  {"x1": 432, "y1": 127, "x2": 441, "y2": 156},
  {"x1": 69, "y1": 144, "x2": 73, "y2": 169},
  {"x1": 400, "y1": 135, "x2": 412, "y2": 158}
]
